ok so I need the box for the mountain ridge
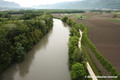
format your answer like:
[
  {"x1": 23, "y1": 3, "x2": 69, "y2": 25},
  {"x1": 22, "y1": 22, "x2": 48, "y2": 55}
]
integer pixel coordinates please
[
  {"x1": 0, "y1": 0, "x2": 120, "y2": 9},
  {"x1": 33, "y1": 0, "x2": 120, "y2": 9},
  {"x1": 0, "y1": 0, "x2": 20, "y2": 8}
]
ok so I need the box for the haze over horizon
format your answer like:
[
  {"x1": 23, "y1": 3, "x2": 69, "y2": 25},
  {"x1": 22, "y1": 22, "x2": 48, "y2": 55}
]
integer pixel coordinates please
[{"x1": 4, "y1": 0, "x2": 82, "y2": 7}]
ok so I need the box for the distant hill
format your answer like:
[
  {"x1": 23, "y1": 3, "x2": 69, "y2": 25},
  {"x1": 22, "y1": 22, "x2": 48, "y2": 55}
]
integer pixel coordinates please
[
  {"x1": 0, "y1": 0, "x2": 20, "y2": 8},
  {"x1": 34, "y1": 0, "x2": 120, "y2": 9}
]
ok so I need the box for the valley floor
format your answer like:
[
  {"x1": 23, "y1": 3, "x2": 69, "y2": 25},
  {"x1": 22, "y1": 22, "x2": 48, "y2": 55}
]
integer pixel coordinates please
[
  {"x1": 80, "y1": 13, "x2": 120, "y2": 73},
  {"x1": 52, "y1": 12, "x2": 120, "y2": 73}
]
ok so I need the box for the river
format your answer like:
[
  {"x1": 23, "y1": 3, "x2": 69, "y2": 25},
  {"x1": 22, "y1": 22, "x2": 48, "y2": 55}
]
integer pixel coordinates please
[{"x1": 0, "y1": 19, "x2": 71, "y2": 80}]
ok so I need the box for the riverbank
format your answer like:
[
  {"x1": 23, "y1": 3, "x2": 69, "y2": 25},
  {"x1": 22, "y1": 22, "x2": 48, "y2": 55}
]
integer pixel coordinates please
[
  {"x1": 61, "y1": 16, "x2": 120, "y2": 80},
  {"x1": 62, "y1": 17, "x2": 90, "y2": 80},
  {"x1": 0, "y1": 13, "x2": 53, "y2": 73},
  {"x1": 0, "y1": 19, "x2": 71, "y2": 80}
]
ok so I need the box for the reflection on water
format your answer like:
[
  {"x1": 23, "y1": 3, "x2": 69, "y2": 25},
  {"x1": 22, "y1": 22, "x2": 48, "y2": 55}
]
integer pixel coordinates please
[{"x1": 0, "y1": 19, "x2": 71, "y2": 80}]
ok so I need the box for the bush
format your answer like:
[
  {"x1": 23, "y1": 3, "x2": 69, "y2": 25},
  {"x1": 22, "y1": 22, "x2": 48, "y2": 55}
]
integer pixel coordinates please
[
  {"x1": 79, "y1": 23, "x2": 85, "y2": 31},
  {"x1": 62, "y1": 16, "x2": 68, "y2": 22},
  {"x1": 70, "y1": 27, "x2": 79, "y2": 36},
  {"x1": 73, "y1": 47, "x2": 87, "y2": 63},
  {"x1": 71, "y1": 63, "x2": 87, "y2": 80},
  {"x1": 14, "y1": 42, "x2": 26, "y2": 62},
  {"x1": 113, "y1": 14, "x2": 117, "y2": 18}
]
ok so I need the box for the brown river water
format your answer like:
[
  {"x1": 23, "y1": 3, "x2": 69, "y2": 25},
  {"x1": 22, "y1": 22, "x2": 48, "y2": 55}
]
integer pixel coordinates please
[{"x1": 0, "y1": 19, "x2": 71, "y2": 80}]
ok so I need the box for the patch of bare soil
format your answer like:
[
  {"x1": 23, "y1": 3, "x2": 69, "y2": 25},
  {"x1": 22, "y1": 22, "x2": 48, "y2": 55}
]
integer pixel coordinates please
[{"x1": 81, "y1": 13, "x2": 120, "y2": 73}]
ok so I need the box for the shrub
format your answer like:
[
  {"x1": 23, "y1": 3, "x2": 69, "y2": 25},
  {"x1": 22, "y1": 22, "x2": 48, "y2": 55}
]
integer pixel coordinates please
[
  {"x1": 79, "y1": 23, "x2": 85, "y2": 31},
  {"x1": 62, "y1": 16, "x2": 68, "y2": 22},
  {"x1": 14, "y1": 42, "x2": 26, "y2": 62},
  {"x1": 71, "y1": 63, "x2": 87, "y2": 80},
  {"x1": 73, "y1": 47, "x2": 87, "y2": 63},
  {"x1": 113, "y1": 14, "x2": 117, "y2": 18}
]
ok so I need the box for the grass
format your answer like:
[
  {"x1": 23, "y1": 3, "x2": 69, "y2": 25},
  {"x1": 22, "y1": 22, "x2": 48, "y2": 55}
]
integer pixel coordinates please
[
  {"x1": 64, "y1": 13, "x2": 87, "y2": 19},
  {"x1": 86, "y1": 47, "x2": 104, "y2": 80},
  {"x1": 74, "y1": 14, "x2": 87, "y2": 19},
  {"x1": 113, "y1": 12, "x2": 120, "y2": 14},
  {"x1": 77, "y1": 16, "x2": 87, "y2": 19},
  {"x1": 108, "y1": 19, "x2": 120, "y2": 22}
]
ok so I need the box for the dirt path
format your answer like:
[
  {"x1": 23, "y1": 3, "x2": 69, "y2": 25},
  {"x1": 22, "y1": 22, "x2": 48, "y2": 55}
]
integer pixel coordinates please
[
  {"x1": 87, "y1": 62, "x2": 98, "y2": 80},
  {"x1": 68, "y1": 15, "x2": 112, "y2": 77},
  {"x1": 87, "y1": 47, "x2": 111, "y2": 80},
  {"x1": 79, "y1": 30, "x2": 98, "y2": 80}
]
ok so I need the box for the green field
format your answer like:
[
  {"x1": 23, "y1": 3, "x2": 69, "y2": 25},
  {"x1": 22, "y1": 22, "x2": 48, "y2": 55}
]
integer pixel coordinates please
[
  {"x1": 64, "y1": 13, "x2": 87, "y2": 19},
  {"x1": 113, "y1": 12, "x2": 120, "y2": 14},
  {"x1": 108, "y1": 19, "x2": 120, "y2": 22}
]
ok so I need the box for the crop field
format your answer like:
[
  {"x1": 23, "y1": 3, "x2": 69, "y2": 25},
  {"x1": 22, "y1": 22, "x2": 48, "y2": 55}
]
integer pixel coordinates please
[
  {"x1": 1, "y1": 0, "x2": 120, "y2": 79},
  {"x1": 64, "y1": 13, "x2": 87, "y2": 19},
  {"x1": 113, "y1": 12, "x2": 120, "y2": 14},
  {"x1": 80, "y1": 13, "x2": 120, "y2": 73},
  {"x1": 108, "y1": 19, "x2": 120, "y2": 22},
  {"x1": 53, "y1": 12, "x2": 120, "y2": 73}
]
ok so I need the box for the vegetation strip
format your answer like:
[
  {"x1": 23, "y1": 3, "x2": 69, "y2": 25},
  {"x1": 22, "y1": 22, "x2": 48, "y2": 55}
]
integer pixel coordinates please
[
  {"x1": 82, "y1": 27, "x2": 120, "y2": 80},
  {"x1": 86, "y1": 49, "x2": 104, "y2": 80},
  {"x1": 87, "y1": 62, "x2": 98, "y2": 80},
  {"x1": 62, "y1": 16, "x2": 90, "y2": 80},
  {"x1": 79, "y1": 30, "x2": 98, "y2": 80}
]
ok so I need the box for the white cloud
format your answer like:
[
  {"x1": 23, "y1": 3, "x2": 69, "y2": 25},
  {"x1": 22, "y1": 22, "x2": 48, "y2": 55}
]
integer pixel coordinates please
[{"x1": 4, "y1": 0, "x2": 81, "y2": 7}]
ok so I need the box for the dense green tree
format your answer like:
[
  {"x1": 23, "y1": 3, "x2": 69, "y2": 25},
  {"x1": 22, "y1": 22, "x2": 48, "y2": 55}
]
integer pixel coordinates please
[
  {"x1": 14, "y1": 42, "x2": 26, "y2": 62},
  {"x1": 0, "y1": 13, "x2": 2, "y2": 17},
  {"x1": 0, "y1": 12, "x2": 53, "y2": 72},
  {"x1": 0, "y1": 52, "x2": 12, "y2": 69},
  {"x1": 79, "y1": 23, "x2": 85, "y2": 31},
  {"x1": 73, "y1": 47, "x2": 87, "y2": 63},
  {"x1": 69, "y1": 36, "x2": 79, "y2": 54},
  {"x1": 70, "y1": 27, "x2": 79, "y2": 37},
  {"x1": 62, "y1": 16, "x2": 68, "y2": 22},
  {"x1": 71, "y1": 63, "x2": 87, "y2": 80},
  {"x1": 67, "y1": 19, "x2": 76, "y2": 27}
]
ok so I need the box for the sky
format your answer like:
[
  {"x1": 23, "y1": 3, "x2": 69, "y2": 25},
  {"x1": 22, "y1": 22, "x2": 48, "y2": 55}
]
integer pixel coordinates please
[{"x1": 4, "y1": 0, "x2": 81, "y2": 7}]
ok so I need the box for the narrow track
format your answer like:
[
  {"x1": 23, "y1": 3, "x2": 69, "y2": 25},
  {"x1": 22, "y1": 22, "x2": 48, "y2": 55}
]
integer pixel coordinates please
[{"x1": 78, "y1": 30, "x2": 98, "y2": 80}]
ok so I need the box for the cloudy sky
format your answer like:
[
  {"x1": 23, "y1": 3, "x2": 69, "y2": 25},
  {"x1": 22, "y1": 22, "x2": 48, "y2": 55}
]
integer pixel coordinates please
[{"x1": 4, "y1": 0, "x2": 81, "y2": 7}]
